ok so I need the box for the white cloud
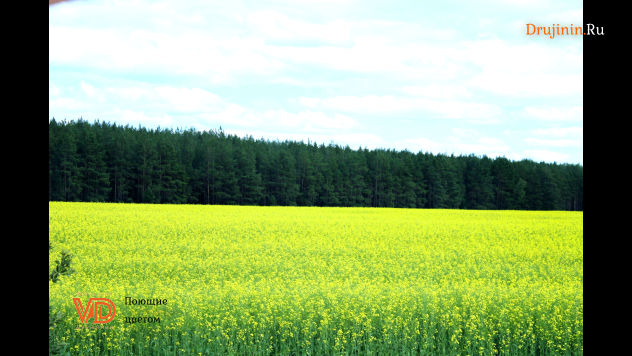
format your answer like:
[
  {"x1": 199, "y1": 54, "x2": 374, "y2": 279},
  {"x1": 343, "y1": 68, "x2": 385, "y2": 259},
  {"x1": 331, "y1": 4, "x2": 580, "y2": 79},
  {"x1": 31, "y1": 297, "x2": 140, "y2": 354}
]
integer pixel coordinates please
[
  {"x1": 49, "y1": 97, "x2": 85, "y2": 111},
  {"x1": 106, "y1": 87, "x2": 150, "y2": 102},
  {"x1": 298, "y1": 95, "x2": 502, "y2": 119},
  {"x1": 468, "y1": 117, "x2": 503, "y2": 125},
  {"x1": 50, "y1": 8, "x2": 582, "y2": 103},
  {"x1": 49, "y1": 26, "x2": 282, "y2": 83},
  {"x1": 154, "y1": 87, "x2": 223, "y2": 113},
  {"x1": 524, "y1": 106, "x2": 583, "y2": 121},
  {"x1": 285, "y1": 0, "x2": 355, "y2": 2},
  {"x1": 500, "y1": 152, "x2": 524, "y2": 161},
  {"x1": 203, "y1": 108, "x2": 360, "y2": 132},
  {"x1": 466, "y1": 40, "x2": 583, "y2": 97},
  {"x1": 491, "y1": 0, "x2": 549, "y2": 6},
  {"x1": 401, "y1": 85, "x2": 471, "y2": 100},
  {"x1": 524, "y1": 138, "x2": 582, "y2": 147},
  {"x1": 80, "y1": 81, "x2": 106, "y2": 102},
  {"x1": 394, "y1": 137, "x2": 444, "y2": 152},
  {"x1": 351, "y1": 20, "x2": 457, "y2": 43},
  {"x1": 393, "y1": 137, "x2": 510, "y2": 156},
  {"x1": 452, "y1": 128, "x2": 478, "y2": 137},
  {"x1": 50, "y1": 107, "x2": 175, "y2": 127},
  {"x1": 80, "y1": 81, "x2": 96, "y2": 97},
  {"x1": 118, "y1": 109, "x2": 174, "y2": 127},
  {"x1": 50, "y1": 82, "x2": 362, "y2": 133},
  {"x1": 535, "y1": 8, "x2": 583, "y2": 24},
  {"x1": 455, "y1": 143, "x2": 511, "y2": 155},
  {"x1": 447, "y1": 136, "x2": 461, "y2": 144},
  {"x1": 53, "y1": 84, "x2": 228, "y2": 114},
  {"x1": 470, "y1": 71, "x2": 582, "y2": 98},
  {"x1": 478, "y1": 137, "x2": 505, "y2": 145},
  {"x1": 247, "y1": 11, "x2": 353, "y2": 47},
  {"x1": 530, "y1": 127, "x2": 582, "y2": 137},
  {"x1": 523, "y1": 149, "x2": 570, "y2": 163},
  {"x1": 49, "y1": 82, "x2": 61, "y2": 96},
  {"x1": 49, "y1": 16, "x2": 522, "y2": 85}
]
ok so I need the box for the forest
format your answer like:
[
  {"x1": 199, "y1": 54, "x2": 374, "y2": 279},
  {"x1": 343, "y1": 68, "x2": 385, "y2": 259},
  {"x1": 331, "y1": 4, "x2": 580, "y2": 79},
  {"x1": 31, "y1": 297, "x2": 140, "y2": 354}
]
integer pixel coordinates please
[{"x1": 48, "y1": 119, "x2": 583, "y2": 210}]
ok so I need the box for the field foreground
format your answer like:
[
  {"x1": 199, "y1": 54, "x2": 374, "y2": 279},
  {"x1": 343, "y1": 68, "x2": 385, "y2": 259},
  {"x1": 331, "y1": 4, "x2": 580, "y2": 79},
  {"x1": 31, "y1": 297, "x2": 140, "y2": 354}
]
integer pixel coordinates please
[{"x1": 49, "y1": 202, "x2": 583, "y2": 355}]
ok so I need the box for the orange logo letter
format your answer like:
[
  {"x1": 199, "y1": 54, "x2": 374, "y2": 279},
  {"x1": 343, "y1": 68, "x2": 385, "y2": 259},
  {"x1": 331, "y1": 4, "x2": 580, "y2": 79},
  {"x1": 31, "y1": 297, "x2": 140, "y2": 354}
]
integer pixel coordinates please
[
  {"x1": 526, "y1": 24, "x2": 535, "y2": 35},
  {"x1": 73, "y1": 298, "x2": 116, "y2": 324}
]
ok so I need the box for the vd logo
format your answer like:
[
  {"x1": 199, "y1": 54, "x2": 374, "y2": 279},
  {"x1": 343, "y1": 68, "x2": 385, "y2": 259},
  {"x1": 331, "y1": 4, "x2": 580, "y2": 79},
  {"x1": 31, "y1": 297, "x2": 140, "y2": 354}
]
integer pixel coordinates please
[{"x1": 73, "y1": 298, "x2": 117, "y2": 324}]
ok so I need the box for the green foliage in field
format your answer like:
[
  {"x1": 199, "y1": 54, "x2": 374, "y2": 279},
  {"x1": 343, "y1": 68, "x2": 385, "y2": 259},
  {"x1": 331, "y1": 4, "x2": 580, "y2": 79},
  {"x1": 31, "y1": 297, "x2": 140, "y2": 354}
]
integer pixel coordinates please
[
  {"x1": 49, "y1": 202, "x2": 583, "y2": 355},
  {"x1": 50, "y1": 241, "x2": 76, "y2": 355}
]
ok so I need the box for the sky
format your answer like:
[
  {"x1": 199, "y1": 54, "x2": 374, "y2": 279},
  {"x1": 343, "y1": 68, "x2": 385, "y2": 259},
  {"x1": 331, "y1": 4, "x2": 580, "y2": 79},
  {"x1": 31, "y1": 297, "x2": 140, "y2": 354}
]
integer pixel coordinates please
[{"x1": 49, "y1": 0, "x2": 583, "y2": 164}]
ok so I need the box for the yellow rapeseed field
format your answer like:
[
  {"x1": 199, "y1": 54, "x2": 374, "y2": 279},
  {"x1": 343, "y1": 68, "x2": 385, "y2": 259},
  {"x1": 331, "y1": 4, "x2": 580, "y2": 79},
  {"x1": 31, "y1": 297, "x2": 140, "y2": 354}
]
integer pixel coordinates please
[{"x1": 49, "y1": 202, "x2": 583, "y2": 355}]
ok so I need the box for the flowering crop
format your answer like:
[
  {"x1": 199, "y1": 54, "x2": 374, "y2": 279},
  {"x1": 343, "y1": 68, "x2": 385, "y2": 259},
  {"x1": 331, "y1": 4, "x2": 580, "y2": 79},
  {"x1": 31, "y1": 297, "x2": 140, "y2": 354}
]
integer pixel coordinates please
[{"x1": 49, "y1": 202, "x2": 583, "y2": 355}]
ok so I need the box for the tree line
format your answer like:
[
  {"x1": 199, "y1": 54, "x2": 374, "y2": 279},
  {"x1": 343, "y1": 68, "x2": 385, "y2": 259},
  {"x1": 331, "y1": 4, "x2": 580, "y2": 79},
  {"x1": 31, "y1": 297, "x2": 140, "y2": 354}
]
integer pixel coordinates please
[{"x1": 49, "y1": 119, "x2": 583, "y2": 211}]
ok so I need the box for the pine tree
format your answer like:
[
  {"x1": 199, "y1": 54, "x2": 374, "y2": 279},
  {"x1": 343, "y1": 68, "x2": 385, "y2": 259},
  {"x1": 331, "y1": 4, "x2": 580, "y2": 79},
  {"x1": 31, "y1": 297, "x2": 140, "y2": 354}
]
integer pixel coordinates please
[
  {"x1": 464, "y1": 155, "x2": 495, "y2": 209},
  {"x1": 143, "y1": 186, "x2": 156, "y2": 203},
  {"x1": 492, "y1": 157, "x2": 519, "y2": 210},
  {"x1": 56, "y1": 120, "x2": 83, "y2": 201},
  {"x1": 276, "y1": 149, "x2": 299, "y2": 206},
  {"x1": 76, "y1": 122, "x2": 111, "y2": 202},
  {"x1": 48, "y1": 120, "x2": 583, "y2": 211},
  {"x1": 234, "y1": 143, "x2": 263, "y2": 205},
  {"x1": 134, "y1": 127, "x2": 157, "y2": 203},
  {"x1": 424, "y1": 155, "x2": 448, "y2": 208}
]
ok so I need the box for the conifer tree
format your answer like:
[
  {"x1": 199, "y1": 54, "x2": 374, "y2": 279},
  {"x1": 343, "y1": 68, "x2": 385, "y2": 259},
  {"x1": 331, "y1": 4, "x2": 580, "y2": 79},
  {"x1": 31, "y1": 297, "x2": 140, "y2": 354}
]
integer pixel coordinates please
[{"x1": 48, "y1": 119, "x2": 583, "y2": 211}]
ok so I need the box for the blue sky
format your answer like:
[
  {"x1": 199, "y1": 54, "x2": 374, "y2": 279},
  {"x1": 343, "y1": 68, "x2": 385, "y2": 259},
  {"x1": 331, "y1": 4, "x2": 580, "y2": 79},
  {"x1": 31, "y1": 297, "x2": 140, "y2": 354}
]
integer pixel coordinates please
[{"x1": 49, "y1": 0, "x2": 583, "y2": 164}]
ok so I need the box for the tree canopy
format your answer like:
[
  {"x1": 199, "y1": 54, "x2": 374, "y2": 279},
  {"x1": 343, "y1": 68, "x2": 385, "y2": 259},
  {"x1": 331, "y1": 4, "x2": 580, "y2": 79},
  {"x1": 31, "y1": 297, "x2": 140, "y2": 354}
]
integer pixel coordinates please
[{"x1": 49, "y1": 119, "x2": 583, "y2": 211}]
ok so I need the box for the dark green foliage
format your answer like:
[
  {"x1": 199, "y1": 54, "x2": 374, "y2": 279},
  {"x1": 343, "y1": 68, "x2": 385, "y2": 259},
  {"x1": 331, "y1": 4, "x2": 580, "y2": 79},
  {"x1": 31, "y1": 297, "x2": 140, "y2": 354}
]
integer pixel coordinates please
[
  {"x1": 48, "y1": 119, "x2": 584, "y2": 210},
  {"x1": 49, "y1": 241, "x2": 75, "y2": 355},
  {"x1": 49, "y1": 304, "x2": 65, "y2": 355},
  {"x1": 143, "y1": 186, "x2": 156, "y2": 203},
  {"x1": 49, "y1": 249, "x2": 76, "y2": 283}
]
